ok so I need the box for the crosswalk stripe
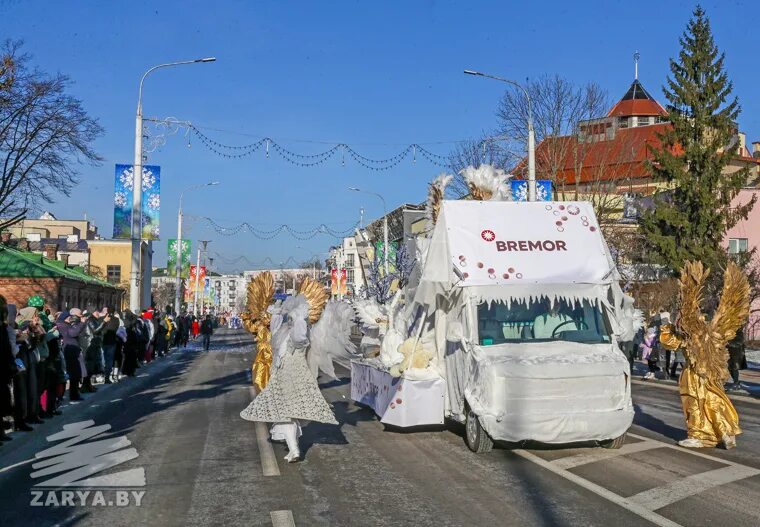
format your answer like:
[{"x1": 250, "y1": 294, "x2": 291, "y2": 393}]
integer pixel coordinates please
[
  {"x1": 514, "y1": 449, "x2": 684, "y2": 527},
  {"x1": 270, "y1": 509, "x2": 296, "y2": 527},
  {"x1": 552, "y1": 440, "x2": 663, "y2": 469},
  {"x1": 628, "y1": 464, "x2": 760, "y2": 511}
]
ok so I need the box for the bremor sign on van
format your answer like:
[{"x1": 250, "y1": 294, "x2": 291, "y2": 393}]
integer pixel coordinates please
[{"x1": 443, "y1": 200, "x2": 611, "y2": 287}]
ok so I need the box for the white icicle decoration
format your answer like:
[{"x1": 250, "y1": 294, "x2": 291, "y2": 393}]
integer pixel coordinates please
[{"x1": 460, "y1": 164, "x2": 512, "y2": 201}]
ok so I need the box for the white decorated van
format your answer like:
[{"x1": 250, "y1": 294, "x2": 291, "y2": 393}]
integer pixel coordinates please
[{"x1": 351, "y1": 200, "x2": 634, "y2": 452}]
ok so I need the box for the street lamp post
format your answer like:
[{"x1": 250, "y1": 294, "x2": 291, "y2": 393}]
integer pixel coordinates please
[
  {"x1": 348, "y1": 187, "x2": 388, "y2": 275},
  {"x1": 175, "y1": 182, "x2": 219, "y2": 315},
  {"x1": 130, "y1": 57, "x2": 216, "y2": 312},
  {"x1": 464, "y1": 69, "x2": 536, "y2": 202}
]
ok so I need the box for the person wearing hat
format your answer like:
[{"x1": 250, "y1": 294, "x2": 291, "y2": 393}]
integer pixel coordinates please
[
  {"x1": 100, "y1": 307, "x2": 120, "y2": 384},
  {"x1": 40, "y1": 321, "x2": 64, "y2": 418},
  {"x1": 56, "y1": 310, "x2": 86, "y2": 401},
  {"x1": 82, "y1": 310, "x2": 105, "y2": 393},
  {"x1": 13, "y1": 307, "x2": 44, "y2": 430},
  {"x1": 27, "y1": 296, "x2": 53, "y2": 414}
]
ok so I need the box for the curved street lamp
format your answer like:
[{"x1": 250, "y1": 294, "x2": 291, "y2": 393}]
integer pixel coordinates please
[
  {"x1": 464, "y1": 69, "x2": 536, "y2": 202},
  {"x1": 129, "y1": 57, "x2": 216, "y2": 311},
  {"x1": 348, "y1": 187, "x2": 389, "y2": 275}
]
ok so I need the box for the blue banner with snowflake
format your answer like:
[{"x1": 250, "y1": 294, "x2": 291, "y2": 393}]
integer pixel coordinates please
[
  {"x1": 510, "y1": 179, "x2": 552, "y2": 202},
  {"x1": 112, "y1": 164, "x2": 161, "y2": 239}
]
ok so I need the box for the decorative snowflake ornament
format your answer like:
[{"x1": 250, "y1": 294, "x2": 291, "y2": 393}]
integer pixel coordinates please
[
  {"x1": 114, "y1": 191, "x2": 127, "y2": 208},
  {"x1": 119, "y1": 167, "x2": 134, "y2": 191},
  {"x1": 147, "y1": 193, "x2": 160, "y2": 210},
  {"x1": 142, "y1": 169, "x2": 156, "y2": 190}
]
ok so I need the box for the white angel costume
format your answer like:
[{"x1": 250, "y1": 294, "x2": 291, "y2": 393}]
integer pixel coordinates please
[{"x1": 240, "y1": 295, "x2": 356, "y2": 462}]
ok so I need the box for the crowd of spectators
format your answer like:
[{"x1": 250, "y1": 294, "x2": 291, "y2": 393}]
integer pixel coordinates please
[{"x1": 1, "y1": 294, "x2": 215, "y2": 444}]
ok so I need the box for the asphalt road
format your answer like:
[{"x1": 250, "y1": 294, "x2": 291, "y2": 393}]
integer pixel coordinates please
[{"x1": 1, "y1": 327, "x2": 759, "y2": 527}]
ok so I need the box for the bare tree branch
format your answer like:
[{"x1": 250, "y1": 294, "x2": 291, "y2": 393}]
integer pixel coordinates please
[{"x1": 0, "y1": 40, "x2": 103, "y2": 231}]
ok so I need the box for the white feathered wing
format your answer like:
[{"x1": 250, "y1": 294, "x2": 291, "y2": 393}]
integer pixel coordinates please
[{"x1": 308, "y1": 301, "x2": 359, "y2": 379}]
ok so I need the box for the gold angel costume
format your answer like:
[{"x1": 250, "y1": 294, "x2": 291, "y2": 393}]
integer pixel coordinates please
[
  {"x1": 676, "y1": 261, "x2": 749, "y2": 448},
  {"x1": 245, "y1": 272, "x2": 274, "y2": 391}
]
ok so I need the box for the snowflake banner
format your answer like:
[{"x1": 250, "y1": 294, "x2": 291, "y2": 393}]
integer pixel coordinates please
[
  {"x1": 112, "y1": 164, "x2": 161, "y2": 239},
  {"x1": 510, "y1": 179, "x2": 553, "y2": 202},
  {"x1": 167, "y1": 239, "x2": 191, "y2": 278}
]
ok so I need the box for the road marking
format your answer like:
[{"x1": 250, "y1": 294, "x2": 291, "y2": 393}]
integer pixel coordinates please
[
  {"x1": 514, "y1": 449, "x2": 683, "y2": 527},
  {"x1": 270, "y1": 510, "x2": 296, "y2": 527},
  {"x1": 249, "y1": 386, "x2": 280, "y2": 477},
  {"x1": 552, "y1": 439, "x2": 663, "y2": 469},
  {"x1": 627, "y1": 432, "x2": 750, "y2": 467},
  {"x1": 0, "y1": 457, "x2": 34, "y2": 474},
  {"x1": 629, "y1": 464, "x2": 760, "y2": 511}
]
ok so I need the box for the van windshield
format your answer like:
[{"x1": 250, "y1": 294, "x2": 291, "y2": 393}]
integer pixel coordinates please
[{"x1": 477, "y1": 298, "x2": 611, "y2": 345}]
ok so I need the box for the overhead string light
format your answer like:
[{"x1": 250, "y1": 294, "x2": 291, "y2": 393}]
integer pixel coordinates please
[
  {"x1": 200, "y1": 217, "x2": 359, "y2": 240},
  {"x1": 188, "y1": 124, "x2": 451, "y2": 169},
  {"x1": 209, "y1": 253, "x2": 303, "y2": 269}
]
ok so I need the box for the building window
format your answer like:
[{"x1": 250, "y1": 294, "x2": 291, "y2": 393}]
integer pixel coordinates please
[
  {"x1": 228, "y1": 280, "x2": 235, "y2": 287},
  {"x1": 728, "y1": 238, "x2": 748, "y2": 254},
  {"x1": 638, "y1": 116, "x2": 651, "y2": 126},
  {"x1": 347, "y1": 268, "x2": 355, "y2": 285},
  {"x1": 346, "y1": 253, "x2": 355, "y2": 267},
  {"x1": 106, "y1": 265, "x2": 121, "y2": 284},
  {"x1": 618, "y1": 117, "x2": 629, "y2": 129}
]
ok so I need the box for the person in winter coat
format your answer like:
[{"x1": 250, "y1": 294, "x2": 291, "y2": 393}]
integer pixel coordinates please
[
  {"x1": 57, "y1": 310, "x2": 86, "y2": 401},
  {"x1": 42, "y1": 327, "x2": 65, "y2": 417},
  {"x1": 200, "y1": 315, "x2": 214, "y2": 351},
  {"x1": 100, "y1": 308, "x2": 120, "y2": 383},
  {"x1": 727, "y1": 328, "x2": 747, "y2": 391},
  {"x1": 0, "y1": 295, "x2": 16, "y2": 441},
  {"x1": 154, "y1": 310, "x2": 168, "y2": 358},
  {"x1": 191, "y1": 317, "x2": 200, "y2": 341},
  {"x1": 114, "y1": 314, "x2": 127, "y2": 380},
  {"x1": 121, "y1": 311, "x2": 141, "y2": 377},
  {"x1": 12, "y1": 310, "x2": 41, "y2": 430},
  {"x1": 640, "y1": 326, "x2": 660, "y2": 380},
  {"x1": 83, "y1": 311, "x2": 106, "y2": 392},
  {"x1": 79, "y1": 311, "x2": 97, "y2": 393}
]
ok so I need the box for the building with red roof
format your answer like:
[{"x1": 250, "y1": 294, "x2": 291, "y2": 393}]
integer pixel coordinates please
[{"x1": 515, "y1": 75, "x2": 760, "y2": 217}]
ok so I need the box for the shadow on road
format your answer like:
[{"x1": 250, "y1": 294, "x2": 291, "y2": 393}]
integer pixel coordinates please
[{"x1": 633, "y1": 403, "x2": 684, "y2": 442}]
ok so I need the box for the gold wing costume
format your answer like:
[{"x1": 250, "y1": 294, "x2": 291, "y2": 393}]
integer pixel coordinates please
[
  {"x1": 245, "y1": 272, "x2": 274, "y2": 392},
  {"x1": 677, "y1": 261, "x2": 749, "y2": 448}
]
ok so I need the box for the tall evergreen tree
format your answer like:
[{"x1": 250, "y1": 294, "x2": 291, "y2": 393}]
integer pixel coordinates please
[{"x1": 639, "y1": 6, "x2": 754, "y2": 276}]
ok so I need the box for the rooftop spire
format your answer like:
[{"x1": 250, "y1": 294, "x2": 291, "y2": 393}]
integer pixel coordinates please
[{"x1": 634, "y1": 50, "x2": 640, "y2": 80}]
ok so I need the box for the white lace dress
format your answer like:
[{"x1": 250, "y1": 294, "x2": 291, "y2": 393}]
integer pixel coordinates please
[{"x1": 240, "y1": 318, "x2": 337, "y2": 425}]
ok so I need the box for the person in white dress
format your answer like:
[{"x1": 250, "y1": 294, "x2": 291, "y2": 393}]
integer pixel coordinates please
[{"x1": 240, "y1": 295, "x2": 337, "y2": 462}]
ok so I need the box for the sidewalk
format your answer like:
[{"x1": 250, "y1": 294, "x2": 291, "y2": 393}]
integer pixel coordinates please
[
  {"x1": 0, "y1": 342, "x2": 201, "y2": 448},
  {"x1": 632, "y1": 359, "x2": 760, "y2": 401}
]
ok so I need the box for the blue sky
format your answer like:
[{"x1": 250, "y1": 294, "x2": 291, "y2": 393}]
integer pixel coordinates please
[{"x1": 2, "y1": 0, "x2": 758, "y2": 273}]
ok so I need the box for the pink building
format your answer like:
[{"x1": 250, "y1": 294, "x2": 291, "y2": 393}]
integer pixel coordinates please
[{"x1": 725, "y1": 188, "x2": 760, "y2": 339}]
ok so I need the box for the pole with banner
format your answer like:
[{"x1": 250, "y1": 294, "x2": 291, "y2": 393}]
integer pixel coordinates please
[{"x1": 192, "y1": 251, "x2": 201, "y2": 316}]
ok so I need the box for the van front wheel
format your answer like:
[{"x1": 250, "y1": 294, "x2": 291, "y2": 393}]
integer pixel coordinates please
[{"x1": 465, "y1": 408, "x2": 493, "y2": 453}]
